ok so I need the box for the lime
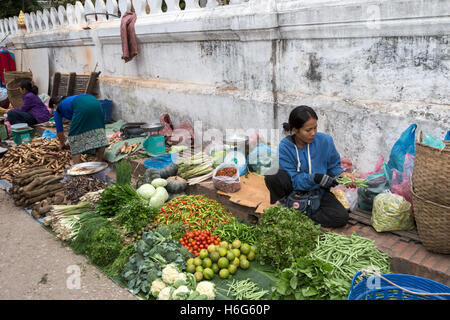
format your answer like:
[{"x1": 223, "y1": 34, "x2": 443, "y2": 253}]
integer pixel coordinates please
[
  {"x1": 210, "y1": 251, "x2": 220, "y2": 262},
  {"x1": 228, "y1": 264, "x2": 237, "y2": 275},
  {"x1": 226, "y1": 251, "x2": 235, "y2": 261},
  {"x1": 187, "y1": 258, "x2": 195, "y2": 266},
  {"x1": 194, "y1": 257, "x2": 203, "y2": 266},
  {"x1": 240, "y1": 243, "x2": 251, "y2": 255},
  {"x1": 232, "y1": 239, "x2": 242, "y2": 249},
  {"x1": 219, "y1": 268, "x2": 230, "y2": 279},
  {"x1": 232, "y1": 257, "x2": 240, "y2": 267},
  {"x1": 196, "y1": 266, "x2": 204, "y2": 273},
  {"x1": 211, "y1": 263, "x2": 219, "y2": 274},
  {"x1": 239, "y1": 258, "x2": 250, "y2": 270},
  {"x1": 218, "y1": 257, "x2": 229, "y2": 269},
  {"x1": 220, "y1": 241, "x2": 229, "y2": 248},
  {"x1": 247, "y1": 251, "x2": 255, "y2": 261},
  {"x1": 186, "y1": 264, "x2": 196, "y2": 274},
  {"x1": 232, "y1": 248, "x2": 241, "y2": 258},
  {"x1": 239, "y1": 254, "x2": 247, "y2": 261},
  {"x1": 202, "y1": 257, "x2": 212, "y2": 269},
  {"x1": 199, "y1": 249, "x2": 209, "y2": 259},
  {"x1": 218, "y1": 247, "x2": 228, "y2": 257},
  {"x1": 250, "y1": 245, "x2": 257, "y2": 253},
  {"x1": 194, "y1": 271, "x2": 203, "y2": 281},
  {"x1": 207, "y1": 244, "x2": 216, "y2": 253},
  {"x1": 203, "y1": 268, "x2": 214, "y2": 280}
]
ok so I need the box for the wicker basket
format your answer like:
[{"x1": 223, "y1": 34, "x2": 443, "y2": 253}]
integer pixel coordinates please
[
  {"x1": 4, "y1": 71, "x2": 33, "y2": 86},
  {"x1": 6, "y1": 80, "x2": 25, "y2": 109},
  {"x1": 411, "y1": 131, "x2": 450, "y2": 206},
  {"x1": 411, "y1": 183, "x2": 450, "y2": 254}
]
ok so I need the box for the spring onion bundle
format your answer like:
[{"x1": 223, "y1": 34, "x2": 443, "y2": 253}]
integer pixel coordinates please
[{"x1": 176, "y1": 152, "x2": 214, "y2": 179}]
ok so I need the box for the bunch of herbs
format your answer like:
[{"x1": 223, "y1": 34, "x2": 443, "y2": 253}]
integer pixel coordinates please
[{"x1": 255, "y1": 205, "x2": 322, "y2": 271}]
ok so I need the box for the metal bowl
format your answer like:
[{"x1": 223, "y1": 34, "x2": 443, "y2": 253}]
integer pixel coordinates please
[{"x1": 65, "y1": 161, "x2": 109, "y2": 176}]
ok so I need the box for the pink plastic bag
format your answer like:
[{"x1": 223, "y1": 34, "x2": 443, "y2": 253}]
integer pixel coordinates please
[
  {"x1": 341, "y1": 158, "x2": 353, "y2": 172},
  {"x1": 391, "y1": 153, "x2": 415, "y2": 206},
  {"x1": 360, "y1": 154, "x2": 385, "y2": 179}
]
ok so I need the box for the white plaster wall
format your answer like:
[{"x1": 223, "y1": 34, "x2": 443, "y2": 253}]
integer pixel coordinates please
[{"x1": 5, "y1": 0, "x2": 450, "y2": 172}]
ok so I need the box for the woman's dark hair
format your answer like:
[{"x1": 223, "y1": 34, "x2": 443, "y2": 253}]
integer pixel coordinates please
[
  {"x1": 48, "y1": 96, "x2": 66, "y2": 112},
  {"x1": 282, "y1": 105, "x2": 318, "y2": 132},
  {"x1": 20, "y1": 79, "x2": 38, "y2": 95}
]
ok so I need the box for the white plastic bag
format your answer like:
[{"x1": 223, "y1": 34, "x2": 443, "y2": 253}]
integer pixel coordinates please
[{"x1": 212, "y1": 163, "x2": 241, "y2": 193}]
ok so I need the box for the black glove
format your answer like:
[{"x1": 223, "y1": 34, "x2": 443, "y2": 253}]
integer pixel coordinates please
[{"x1": 314, "y1": 174, "x2": 338, "y2": 189}]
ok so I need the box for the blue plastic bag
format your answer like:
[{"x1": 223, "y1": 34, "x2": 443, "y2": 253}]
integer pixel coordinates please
[
  {"x1": 42, "y1": 129, "x2": 57, "y2": 139},
  {"x1": 445, "y1": 130, "x2": 450, "y2": 141},
  {"x1": 387, "y1": 124, "x2": 417, "y2": 179},
  {"x1": 144, "y1": 153, "x2": 177, "y2": 170}
]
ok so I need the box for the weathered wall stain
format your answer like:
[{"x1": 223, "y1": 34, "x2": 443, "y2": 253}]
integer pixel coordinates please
[{"x1": 305, "y1": 53, "x2": 322, "y2": 82}]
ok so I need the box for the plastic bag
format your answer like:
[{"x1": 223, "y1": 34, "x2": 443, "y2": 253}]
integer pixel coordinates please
[
  {"x1": 391, "y1": 153, "x2": 414, "y2": 204},
  {"x1": 387, "y1": 124, "x2": 417, "y2": 179},
  {"x1": 371, "y1": 192, "x2": 415, "y2": 232},
  {"x1": 341, "y1": 158, "x2": 353, "y2": 172},
  {"x1": 248, "y1": 143, "x2": 278, "y2": 175},
  {"x1": 422, "y1": 133, "x2": 445, "y2": 149},
  {"x1": 212, "y1": 163, "x2": 241, "y2": 193},
  {"x1": 445, "y1": 130, "x2": 450, "y2": 141},
  {"x1": 360, "y1": 154, "x2": 384, "y2": 179},
  {"x1": 357, "y1": 171, "x2": 390, "y2": 211}
]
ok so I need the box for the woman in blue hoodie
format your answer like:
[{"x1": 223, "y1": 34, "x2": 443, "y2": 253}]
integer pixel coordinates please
[{"x1": 265, "y1": 105, "x2": 353, "y2": 228}]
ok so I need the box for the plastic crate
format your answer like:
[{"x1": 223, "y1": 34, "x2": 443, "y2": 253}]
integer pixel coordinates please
[{"x1": 348, "y1": 271, "x2": 450, "y2": 300}]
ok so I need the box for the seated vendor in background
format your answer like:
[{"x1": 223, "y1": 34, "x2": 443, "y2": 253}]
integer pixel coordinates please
[
  {"x1": 265, "y1": 105, "x2": 355, "y2": 228},
  {"x1": 7, "y1": 80, "x2": 51, "y2": 126},
  {"x1": 49, "y1": 94, "x2": 108, "y2": 164}
]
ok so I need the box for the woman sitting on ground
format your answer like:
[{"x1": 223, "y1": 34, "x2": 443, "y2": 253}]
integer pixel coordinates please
[
  {"x1": 7, "y1": 80, "x2": 51, "y2": 126},
  {"x1": 264, "y1": 105, "x2": 355, "y2": 228}
]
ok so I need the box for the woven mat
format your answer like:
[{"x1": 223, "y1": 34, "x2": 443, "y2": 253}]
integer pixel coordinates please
[{"x1": 216, "y1": 172, "x2": 272, "y2": 214}]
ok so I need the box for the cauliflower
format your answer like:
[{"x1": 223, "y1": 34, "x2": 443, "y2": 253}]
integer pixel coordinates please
[
  {"x1": 195, "y1": 281, "x2": 216, "y2": 299},
  {"x1": 157, "y1": 287, "x2": 172, "y2": 300},
  {"x1": 150, "y1": 279, "x2": 166, "y2": 298},
  {"x1": 174, "y1": 272, "x2": 187, "y2": 282},
  {"x1": 161, "y1": 264, "x2": 180, "y2": 285},
  {"x1": 172, "y1": 285, "x2": 191, "y2": 300}
]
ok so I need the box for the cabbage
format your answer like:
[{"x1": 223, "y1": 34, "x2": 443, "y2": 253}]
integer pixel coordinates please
[
  {"x1": 149, "y1": 193, "x2": 165, "y2": 209},
  {"x1": 136, "y1": 184, "x2": 156, "y2": 200},
  {"x1": 151, "y1": 178, "x2": 168, "y2": 188},
  {"x1": 155, "y1": 186, "x2": 169, "y2": 202}
]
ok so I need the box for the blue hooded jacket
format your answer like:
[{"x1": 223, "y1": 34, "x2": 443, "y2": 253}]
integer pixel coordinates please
[{"x1": 278, "y1": 132, "x2": 344, "y2": 195}]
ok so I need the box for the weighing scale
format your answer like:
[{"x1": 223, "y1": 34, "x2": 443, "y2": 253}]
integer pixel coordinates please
[{"x1": 142, "y1": 122, "x2": 166, "y2": 157}]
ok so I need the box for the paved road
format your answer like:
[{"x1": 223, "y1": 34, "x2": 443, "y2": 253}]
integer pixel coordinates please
[{"x1": 0, "y1": 189, "x2": 138, "y2": 300}]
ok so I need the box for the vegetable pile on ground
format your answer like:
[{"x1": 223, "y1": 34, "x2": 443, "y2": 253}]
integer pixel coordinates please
[
  {"x1": 157, "y1": 194, "x2": 234, "y2": 231},
  {"x1": 176, "y1": 152, "x2": 214, "y2": 179},
  {"x1": 121, "y1": 226, "x2": 192, "y2": 298},
  {"x1": 0, "y1": 137, "x2": 89, "y2": 182},
  {"x1": 255, "y1": 205, "x2": 322, "y2": 271},
  {"x1": 180, "y1": 229, "x2": 221, "y2": 257},
  {"x1": 212, "y1": 218, "x2": 258, "y2": 245},
  {"x1": 185, "y1": 239, "x2": 257, "y2": 282},
  {"x1": 63, "y1": 175, "x2": 107, "y2": 204}
]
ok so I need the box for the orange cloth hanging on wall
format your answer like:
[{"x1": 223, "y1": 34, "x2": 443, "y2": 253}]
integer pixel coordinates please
[{"x1": 120, "y1": 11, "x2": 138, "y2": 63}]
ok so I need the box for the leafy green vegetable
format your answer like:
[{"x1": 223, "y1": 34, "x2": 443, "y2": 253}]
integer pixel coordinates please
[
  {"x1": 115, "y1": 159, "x2": 132, "y2": 185},
  {"x1": 96, "y1": 183, "x2": 144, "y2": 217},
  {"x1": 272, "y1": 257, "x2": 349, "y2": 300},
  {"x1": 122, "y1": 226, "x2": 192, "y2": 298},
  {"x1": 69, "y1": 212, "x2": 111, "y2": 255},
  {"x1": 255, "y1": 205, "x2": 322, "y2": 271},
  {"x1": 166, "y1": 222, "x2": 186, "y2": 241},
  {"x1": 112, "y1": 198, "x2": 159, "y2": 235},
  {"x1": 103, "y1": 244, "x2": 135, "y2": 281},
  {"x1": 86, "y1": 226, "x2": 123, "y2": 267}
]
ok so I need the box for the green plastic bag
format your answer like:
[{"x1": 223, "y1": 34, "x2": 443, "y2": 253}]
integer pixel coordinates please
[{"x1": 371, "y1": 192, "x2": 415, "y2": 232}]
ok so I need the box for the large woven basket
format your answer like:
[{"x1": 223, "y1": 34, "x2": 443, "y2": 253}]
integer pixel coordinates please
[
  {"x1": 411, "y1": 131, "x2": 450, "y2": 206},
  {"x1": 4, "y1": 71, "x2": 33, "y2": 86},
  {"x1": 411, "y1": 183, "x2": 450, "y2": 254},
  {"x1": 6, "y1": 80, "x2": 25, "y2": 109}
]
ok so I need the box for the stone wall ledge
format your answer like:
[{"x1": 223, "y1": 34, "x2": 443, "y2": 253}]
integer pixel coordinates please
[{"x1": 8, "y1": 0, "x2": 450, "y2": 49}]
